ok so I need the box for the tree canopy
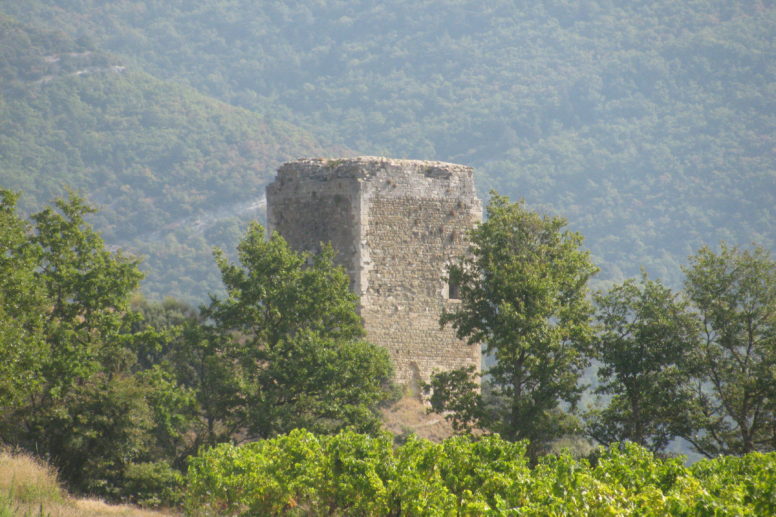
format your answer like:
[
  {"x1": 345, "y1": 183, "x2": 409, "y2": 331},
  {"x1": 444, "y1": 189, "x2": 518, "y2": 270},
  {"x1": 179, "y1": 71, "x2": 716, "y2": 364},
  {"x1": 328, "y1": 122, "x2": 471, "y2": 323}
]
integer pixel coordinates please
[
  {"x1": 0, "y1": 196, "x2": 395, "y2": 504},
  {"x1": 587, "y1": 274, "x2": 699, "y2": 453},
  {"x1": 682, "y1": 244, "x2": 776, "y2": 456},
  {"x1": 431, "y1": 193, "x2": 597, "y2": 453}
]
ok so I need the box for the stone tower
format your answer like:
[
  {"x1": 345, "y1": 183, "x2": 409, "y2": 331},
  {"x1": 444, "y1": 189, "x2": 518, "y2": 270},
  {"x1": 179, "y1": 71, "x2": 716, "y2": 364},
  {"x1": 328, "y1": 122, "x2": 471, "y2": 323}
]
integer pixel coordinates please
[{"x1": 266, "y1": 157, "x2": 482, "y2": 386}]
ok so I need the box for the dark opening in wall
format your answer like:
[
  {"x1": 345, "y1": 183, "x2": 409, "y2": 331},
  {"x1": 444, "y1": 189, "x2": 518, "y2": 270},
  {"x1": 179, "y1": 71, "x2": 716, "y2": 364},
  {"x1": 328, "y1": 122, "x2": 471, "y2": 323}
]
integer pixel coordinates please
[{"x1": 448, "y1": 277, "x2": 460, "y2": 300}]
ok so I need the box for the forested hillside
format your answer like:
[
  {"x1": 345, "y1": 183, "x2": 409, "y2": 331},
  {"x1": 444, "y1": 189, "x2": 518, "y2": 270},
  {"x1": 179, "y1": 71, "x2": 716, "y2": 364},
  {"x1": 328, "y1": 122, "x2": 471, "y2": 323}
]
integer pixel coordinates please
[
  {"x1": 1, "y1": 0, "x2": 773, "y2": 296},
  {"x1": 0, "y1": 14, "x2": 341, "y2": 301}
]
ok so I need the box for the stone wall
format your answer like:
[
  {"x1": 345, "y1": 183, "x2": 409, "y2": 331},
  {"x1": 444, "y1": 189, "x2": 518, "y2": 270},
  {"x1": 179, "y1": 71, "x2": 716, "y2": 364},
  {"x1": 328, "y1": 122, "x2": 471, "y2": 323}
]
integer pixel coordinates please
[
  {"x1": 266, "y1": 169, "x2": 362, "y2": 290},
  {"x1": 266, "y1": 157, "x2": 482, "y2": 386}
]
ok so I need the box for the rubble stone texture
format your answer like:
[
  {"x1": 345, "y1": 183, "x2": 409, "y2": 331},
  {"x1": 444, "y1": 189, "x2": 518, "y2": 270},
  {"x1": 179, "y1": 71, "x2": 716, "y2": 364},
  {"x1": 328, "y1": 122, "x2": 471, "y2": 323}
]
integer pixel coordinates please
[{"x1": 266, "y1": 157, "x2": 482, "y2": 387}]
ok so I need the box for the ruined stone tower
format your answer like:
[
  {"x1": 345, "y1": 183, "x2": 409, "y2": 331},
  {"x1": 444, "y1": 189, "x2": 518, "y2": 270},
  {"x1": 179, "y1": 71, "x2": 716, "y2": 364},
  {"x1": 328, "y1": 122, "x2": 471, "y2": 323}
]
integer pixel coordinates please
[{"x1": 266, "y1": 157, "x2": 482, "y2": 386}]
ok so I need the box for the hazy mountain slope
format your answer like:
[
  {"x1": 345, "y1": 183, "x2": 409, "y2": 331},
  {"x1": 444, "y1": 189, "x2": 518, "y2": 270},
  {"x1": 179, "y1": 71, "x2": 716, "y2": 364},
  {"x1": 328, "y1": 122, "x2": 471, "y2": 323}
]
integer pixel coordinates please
[
  {"x1": 3, "y1": 1, "x2": 774, "y2": 287},
  {"x1": 0, "y1": 14, "x2": 339, "y2": 301}
]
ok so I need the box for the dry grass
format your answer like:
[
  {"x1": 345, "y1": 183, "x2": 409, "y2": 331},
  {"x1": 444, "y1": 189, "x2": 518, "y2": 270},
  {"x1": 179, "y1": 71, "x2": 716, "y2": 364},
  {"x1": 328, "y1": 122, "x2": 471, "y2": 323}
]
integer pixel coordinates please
[
  {"x1": 0, "y1": 450, "x2": 64, "y2": 507},
  {"x1": 0, "y1": 450, "x2": 177, "y2": 517},
  {"x1": 381, "y1": 395, "x2": 456, "y2": 442}
]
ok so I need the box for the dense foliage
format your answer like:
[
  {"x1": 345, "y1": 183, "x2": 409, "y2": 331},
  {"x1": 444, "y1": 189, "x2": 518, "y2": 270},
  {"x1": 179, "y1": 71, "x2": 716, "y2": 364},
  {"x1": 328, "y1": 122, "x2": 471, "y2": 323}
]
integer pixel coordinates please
[
  {"x1": 429, "y1": 195, "x2": 775, "y2": 462},
  {"x1": 682, "y1": 244, "x2": 776, "y2": 456},
  {"x1": 194, "y1": 223, "x2": 395, "y2": 441},
  {"x1": 586, "y1": 274, "x2": 699, "y2": 453},
  {"x1": 0, "y1": 190, "x2": 152, "y2": 497},
  {"x1": 1, "y1": 189, "x2": 773, "y2": 511},
  {"x1": 0, "y1": 1, "x2": 772, "y2": 299},
  {"x1": 587, "y1": 244, "x2": 776, "y2": 458},
  {"x1": 0, "y1": 193, "x2": 393, "y2": 506},
  {"x1": 186, "y1": 429, "x2": 776, "y2": 516},
  {"x1": 431, "y1": 194, "x2": 597, "y2": 455}
]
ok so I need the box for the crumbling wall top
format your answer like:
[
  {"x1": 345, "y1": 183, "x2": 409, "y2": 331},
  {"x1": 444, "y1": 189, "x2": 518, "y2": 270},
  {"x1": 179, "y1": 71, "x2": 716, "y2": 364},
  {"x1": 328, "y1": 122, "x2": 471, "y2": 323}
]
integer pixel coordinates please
[{"x1": 276, "y1": 156, "x2": 474, "y2": 183}]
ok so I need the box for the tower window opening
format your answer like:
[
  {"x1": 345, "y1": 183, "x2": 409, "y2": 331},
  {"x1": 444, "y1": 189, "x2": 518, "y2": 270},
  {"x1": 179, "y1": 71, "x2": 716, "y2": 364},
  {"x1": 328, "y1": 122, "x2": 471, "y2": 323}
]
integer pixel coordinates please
[{"x1": 448, "y1": 277, "x2": 460, "y2": 300}]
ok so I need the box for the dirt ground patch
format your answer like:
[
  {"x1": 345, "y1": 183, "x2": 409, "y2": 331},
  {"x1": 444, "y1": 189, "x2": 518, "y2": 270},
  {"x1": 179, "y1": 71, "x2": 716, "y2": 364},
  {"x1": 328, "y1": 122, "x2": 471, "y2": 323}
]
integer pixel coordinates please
[{"x1": 381, "y1": 396, "x2": 456, "y2": 442}]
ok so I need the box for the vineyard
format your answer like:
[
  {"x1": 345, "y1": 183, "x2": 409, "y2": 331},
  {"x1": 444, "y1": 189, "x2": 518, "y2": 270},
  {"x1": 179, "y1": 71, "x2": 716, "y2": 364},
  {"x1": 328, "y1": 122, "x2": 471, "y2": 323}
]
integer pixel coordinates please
[{"x1": 186, "y1": 429, "x2": 775, "y2": 516}]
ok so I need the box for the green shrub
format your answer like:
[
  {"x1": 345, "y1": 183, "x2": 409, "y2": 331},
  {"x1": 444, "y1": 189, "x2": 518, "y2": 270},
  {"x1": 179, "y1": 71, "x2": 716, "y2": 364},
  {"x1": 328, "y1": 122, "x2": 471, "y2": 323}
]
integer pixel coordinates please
[
  {"x1": 122, "y1": 461, "x2": 184, "y2": 508},
  {"x1": 185, "y1": 431, "x2": 776, "y2": 516}
]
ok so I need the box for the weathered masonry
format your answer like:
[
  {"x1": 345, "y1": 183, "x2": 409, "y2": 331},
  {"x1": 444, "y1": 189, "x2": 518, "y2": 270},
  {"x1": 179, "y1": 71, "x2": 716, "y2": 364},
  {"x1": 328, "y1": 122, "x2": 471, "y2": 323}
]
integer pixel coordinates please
[{"x1": 266, "y1": 157, "x2": 482, "y2": 387}]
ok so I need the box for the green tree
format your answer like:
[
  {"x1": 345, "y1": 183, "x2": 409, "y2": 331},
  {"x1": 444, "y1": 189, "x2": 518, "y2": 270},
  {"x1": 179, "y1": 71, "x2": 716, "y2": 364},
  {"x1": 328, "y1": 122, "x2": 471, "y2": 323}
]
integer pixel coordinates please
[
  {"x1": 30, "y1": 193, "x2": 143, "y2": 385},
  {"x1": 170, "y1": 319, "x2": 247, "y2": 447},
  {"x1": 28, "y1": 193, "x2": 148, "y2": 495},
  {"x1": 129, "y1": 296, "x2": 200, "y2": 371},
  {"x1": 0, "y1": 191, "x2": 162, "y2": 497},
  {"x1": 199, "y1": 223, "x2": 394, "y2": 440},
  {"x1": 432, "y1": 194, "x2": 597, "y2": 453},
  {"x1": 210, "y1": 223, "x2": 365, "y2": 345},
  {"x1": 0, "y1": 190, "x2": 46, "y2": 413},
  {"x1": 682, "y1": 244, "x2": 776, "y2": 456},
  {"x1": 586, "y1": 274, "x2": 699, "y2": 453},
  {"x1": 424, "y1": 365, "x2": 487, "y2": 434}
]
